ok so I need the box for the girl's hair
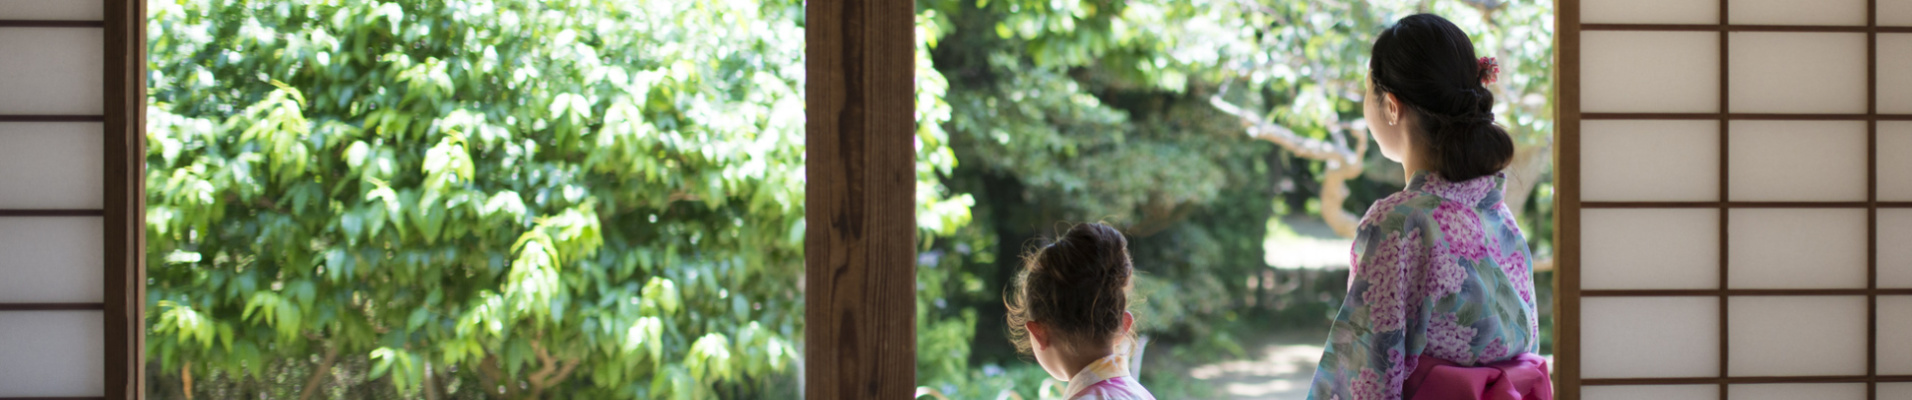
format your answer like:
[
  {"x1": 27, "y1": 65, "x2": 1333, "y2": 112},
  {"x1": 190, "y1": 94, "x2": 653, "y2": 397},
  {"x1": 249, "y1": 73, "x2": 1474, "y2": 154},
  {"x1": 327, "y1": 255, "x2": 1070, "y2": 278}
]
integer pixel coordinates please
[
  {"x1": 1370, "y1": 13, "x2": 1514, "y2": 182},
  {"x1": 1005, "y1": 222, "x2": 1134, "y2": 355}
]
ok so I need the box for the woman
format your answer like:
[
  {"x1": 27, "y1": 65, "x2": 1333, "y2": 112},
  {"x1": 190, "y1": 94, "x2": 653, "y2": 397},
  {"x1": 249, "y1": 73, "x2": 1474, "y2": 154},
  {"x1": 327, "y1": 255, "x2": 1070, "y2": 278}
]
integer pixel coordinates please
[{"x1": 1306, "y1": 14, "x2": 1553, "y2": 400}]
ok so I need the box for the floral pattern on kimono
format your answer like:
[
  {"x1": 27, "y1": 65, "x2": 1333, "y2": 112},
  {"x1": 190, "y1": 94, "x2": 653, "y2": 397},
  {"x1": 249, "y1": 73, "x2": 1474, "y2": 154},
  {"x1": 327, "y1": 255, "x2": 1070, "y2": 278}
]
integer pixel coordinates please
[{"x1": 1307, "y1": 172, "x2": 1540, "y2": 400}]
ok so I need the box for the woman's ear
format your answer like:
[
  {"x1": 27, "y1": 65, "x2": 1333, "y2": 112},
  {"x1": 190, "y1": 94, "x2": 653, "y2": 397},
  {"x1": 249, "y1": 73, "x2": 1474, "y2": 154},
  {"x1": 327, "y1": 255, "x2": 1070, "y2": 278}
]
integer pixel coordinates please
[
  {"x1": 1121, "y1": 311, "x2": 1135, "y2": 334},
  {"x1": 1025, "y1": 321, "x2": 1048, "y2": 351},
  {"x1": 1383, "y1": 92, "x2": 1403, "y2": 126}
]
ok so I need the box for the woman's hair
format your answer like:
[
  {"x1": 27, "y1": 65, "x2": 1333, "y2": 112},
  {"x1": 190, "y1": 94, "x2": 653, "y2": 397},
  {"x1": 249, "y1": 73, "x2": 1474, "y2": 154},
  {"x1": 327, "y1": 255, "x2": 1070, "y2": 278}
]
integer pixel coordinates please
[
  {"x1": 1005, "y1": 222, "x2": 1135, "y2": 355},
  {"x1": 1370, "y1": 13, "x2": 1514, "y2": 182}
]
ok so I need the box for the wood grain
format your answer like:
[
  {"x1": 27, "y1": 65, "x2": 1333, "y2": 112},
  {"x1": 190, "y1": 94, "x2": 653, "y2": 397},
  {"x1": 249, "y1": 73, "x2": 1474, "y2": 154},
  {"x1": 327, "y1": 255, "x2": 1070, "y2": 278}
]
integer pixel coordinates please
[
  {"x1": 102, "y1": 0, "x2": 146, "y2": 398},
  {"x1": 1555, "y1": 0, "x2": 1581, "y2": 398},
  {"x1": 802, "y1": 0, "x2": 918, "y2": 398}
]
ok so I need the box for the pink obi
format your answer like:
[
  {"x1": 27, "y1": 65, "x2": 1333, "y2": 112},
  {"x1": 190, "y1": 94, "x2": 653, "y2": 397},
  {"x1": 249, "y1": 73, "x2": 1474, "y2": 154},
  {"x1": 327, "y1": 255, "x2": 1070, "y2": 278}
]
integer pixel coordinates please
[{"x1": 1402, "y1": 353, "x2": 1554, "y2": 400}]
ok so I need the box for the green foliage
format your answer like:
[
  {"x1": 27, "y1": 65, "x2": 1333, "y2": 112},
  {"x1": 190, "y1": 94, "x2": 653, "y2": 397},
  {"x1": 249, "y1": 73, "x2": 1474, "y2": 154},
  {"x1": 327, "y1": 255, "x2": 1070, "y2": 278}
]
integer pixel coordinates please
[
  {"x1": 913, "y1": 0, "x2": 1555, "y2": 396},
  {"x1": 145, "y1": 0, "x2": 962, "y2": 398},
  {"x1": 142, "y1": 0, "x2": 1554, "y2": 397}
]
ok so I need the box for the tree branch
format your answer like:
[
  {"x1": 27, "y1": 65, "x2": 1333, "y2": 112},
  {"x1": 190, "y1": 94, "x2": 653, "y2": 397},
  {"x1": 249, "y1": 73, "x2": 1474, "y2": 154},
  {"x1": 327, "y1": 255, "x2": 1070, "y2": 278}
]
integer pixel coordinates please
[
  {"x1": 1502, "y1": 140, "x2": 1553, "y2": 216},
  {"x1": 422, "y1": 360, "x2": 441, "y2": 400},
  {"x1": 182, "y1": 361, "x2": 194, "y2": 400},
  {"x1": 297, "y1": 341, "x2": 341, "y2": 400},
  {"x1": 1209, "y1": 95, "x2": 1365, "y2": 238},
  {"x1": 479, "y1": 354, "x2": 520, "y2": 399},
  {"x1": 524, "y1": 339, "x2": 579, "y2": 399},
  {"x1": 528, "y1": 340, "x2": 560, "y2": 387},
  {"x1": 1125, "y1": 199, "x2": 1196, "y2": 238}
]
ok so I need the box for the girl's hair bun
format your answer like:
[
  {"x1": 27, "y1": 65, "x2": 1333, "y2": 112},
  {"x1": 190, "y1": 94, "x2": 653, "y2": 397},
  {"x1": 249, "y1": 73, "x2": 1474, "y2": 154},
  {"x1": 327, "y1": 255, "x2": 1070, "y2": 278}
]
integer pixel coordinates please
[{"x1": 1005, "y1": 222, "x2": 1135, "y2": 355}]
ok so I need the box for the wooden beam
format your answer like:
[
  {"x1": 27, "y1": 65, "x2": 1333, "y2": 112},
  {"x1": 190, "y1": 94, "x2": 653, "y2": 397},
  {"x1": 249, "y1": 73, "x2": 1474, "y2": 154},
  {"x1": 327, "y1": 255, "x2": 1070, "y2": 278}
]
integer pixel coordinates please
[
  {"x1": 103, "y1": 0, "x2": 147, "y2": 398},
  {"x1": 803, "y1": 0, "x2": 917, "y2": 398},
  {"x1": 1554, "y1": 0, "x2": 1582, "y2": 398}
]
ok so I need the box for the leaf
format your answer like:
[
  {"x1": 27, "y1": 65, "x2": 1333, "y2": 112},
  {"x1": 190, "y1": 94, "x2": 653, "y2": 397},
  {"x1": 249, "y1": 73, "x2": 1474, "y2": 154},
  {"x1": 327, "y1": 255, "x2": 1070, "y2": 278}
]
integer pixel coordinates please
[
  {"x1": 686, "y1": 333, "x2": 733, "y2": 380},
  {"x1": 323, "y1": 249, "x2": 350, "y2": 282},
  {"x1": 274, "y1": 299, "x2": 301, "y2": 342},
  {"x1": 290, "y1": 280, "x2": 316, "y2": 309},
  {"x1": 234, "y1": 342, "x2": 263, "y2": 379},
  {"x1": 642, "y1": 277, "x2": 681, "y2": 315},
  {"x1": 483, "y1": 191, "x2": 527, "y2": 222},
  {"x1": 373, "y1": 3, "x2": 404, "y2": 36},
  {"x1": 623, "y1": 316, "x2": 663, "y2": 357},
  {"x1": 368, "y1": 347, "x2": 396, "y2": 379},
  {"x1": 217, "y1": 323, "x2": 235, "y2": 352},
  {"x1": 340, "y1": 211, "x2": 364, "y2": 244},
  {"x1": 407, "y1": 307, "x2": 430, "y2": 332},
  {"x1": 243, "y1": 293, "x2": 278, "y2": 322},
  {"x1": 364, "y1": 207, "x2": 387, "y2": 240}
]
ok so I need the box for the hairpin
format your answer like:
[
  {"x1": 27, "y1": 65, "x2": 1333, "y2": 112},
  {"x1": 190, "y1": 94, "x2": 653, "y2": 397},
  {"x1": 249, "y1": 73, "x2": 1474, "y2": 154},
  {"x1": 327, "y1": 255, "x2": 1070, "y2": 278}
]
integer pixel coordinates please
[{"x1": 1478, "y1": 57, "x2": 1500, "y2": 85}]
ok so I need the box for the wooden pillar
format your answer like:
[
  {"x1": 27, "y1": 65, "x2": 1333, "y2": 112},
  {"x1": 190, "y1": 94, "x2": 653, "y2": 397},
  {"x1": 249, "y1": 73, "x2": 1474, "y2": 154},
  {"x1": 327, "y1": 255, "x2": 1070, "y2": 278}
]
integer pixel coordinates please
[
  {"x1": 803, "y1": 0, "x2": 917, "y2": 398},
  {"x1": 104, "y1": 0, "x2": 148, "y2": 398},
  {"x1": 1554, "y1": 0, "x2": 1580, "y2": 398}
]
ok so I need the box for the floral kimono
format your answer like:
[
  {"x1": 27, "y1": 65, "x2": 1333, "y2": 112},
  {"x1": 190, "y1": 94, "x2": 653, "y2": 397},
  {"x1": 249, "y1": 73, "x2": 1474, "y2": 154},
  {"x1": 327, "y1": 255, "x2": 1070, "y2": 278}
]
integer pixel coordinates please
[{"x1": 1307, "y1": 172, "x2": 1541, "y2": 400}]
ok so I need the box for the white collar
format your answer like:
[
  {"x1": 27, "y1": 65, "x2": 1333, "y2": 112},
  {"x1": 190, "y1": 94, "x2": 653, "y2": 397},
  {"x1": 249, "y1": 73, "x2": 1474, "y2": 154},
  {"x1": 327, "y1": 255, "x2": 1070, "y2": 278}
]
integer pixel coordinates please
[{"x1": 1058, "y1": 354, "x2": 1129, "y2": 399}]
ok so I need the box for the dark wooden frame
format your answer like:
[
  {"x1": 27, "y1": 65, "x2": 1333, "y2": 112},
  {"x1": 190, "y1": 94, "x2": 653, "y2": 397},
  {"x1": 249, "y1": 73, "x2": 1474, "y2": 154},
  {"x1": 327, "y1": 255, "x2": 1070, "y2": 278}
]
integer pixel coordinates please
[
  {"x1": 105, "y1": 0, "x2": 148, "y2": 398},
  {"x1": 802, "y1": 0, "x2": 918, "y2": 398},
  {"x1": 0, "y1": 0, "x2": 144, "y2": 399},
  {"x1": 1562, "y1": 0, "x2": 1901, "y2": 398},
  {"x1": 1555, "y1": 2, "x2": 1582, "y2": 399}
]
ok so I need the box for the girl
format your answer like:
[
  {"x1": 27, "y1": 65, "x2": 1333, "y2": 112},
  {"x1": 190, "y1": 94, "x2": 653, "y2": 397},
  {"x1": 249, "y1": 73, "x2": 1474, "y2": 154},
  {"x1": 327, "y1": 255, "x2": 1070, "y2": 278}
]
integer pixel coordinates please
[
  {"x1": 1308, "y1": 14, "x2": 1553, "y2": 400},
  {"x1": 1006, "y1": 222, "x2": 1156, "y2": 400}
]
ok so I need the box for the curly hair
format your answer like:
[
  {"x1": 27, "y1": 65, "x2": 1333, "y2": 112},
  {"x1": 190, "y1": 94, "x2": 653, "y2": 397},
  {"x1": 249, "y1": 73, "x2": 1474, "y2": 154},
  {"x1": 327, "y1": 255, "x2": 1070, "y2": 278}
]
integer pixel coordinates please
[{"x1": 1005, "y1": 222, "x2": 1136, "y2": 356}]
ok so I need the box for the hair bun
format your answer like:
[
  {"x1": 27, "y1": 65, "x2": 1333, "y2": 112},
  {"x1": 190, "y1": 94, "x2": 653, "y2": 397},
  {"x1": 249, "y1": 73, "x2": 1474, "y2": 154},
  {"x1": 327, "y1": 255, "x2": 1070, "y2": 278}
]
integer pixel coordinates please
[
  {"x1": 1003, "y1": 222, "x2": 1137, "y2": 356},
  {"x1": 1051, "y1": 223, "x2": 1131, "y2": 286},
  {"x1": 1369, "y1": 14, "x2": 1514, "y2": 182},
  {"x1": 1461, "y1": 86, "x2": 1493, "y2": 117}
]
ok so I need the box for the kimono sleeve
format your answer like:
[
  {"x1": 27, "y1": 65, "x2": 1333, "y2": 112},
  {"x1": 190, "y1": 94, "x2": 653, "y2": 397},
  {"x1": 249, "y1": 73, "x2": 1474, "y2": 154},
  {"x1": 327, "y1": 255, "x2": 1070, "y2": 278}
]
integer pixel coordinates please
[{"x1": 1307, "y1": 208, "x2": 1432, "y2": 400}]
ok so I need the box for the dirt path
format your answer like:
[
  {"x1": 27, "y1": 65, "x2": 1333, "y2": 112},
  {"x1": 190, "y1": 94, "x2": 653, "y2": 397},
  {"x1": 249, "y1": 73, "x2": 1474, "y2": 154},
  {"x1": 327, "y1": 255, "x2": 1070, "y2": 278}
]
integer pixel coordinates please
[{"x1": 1182, "y1": 329, "x2": 1328, "y2": 400}]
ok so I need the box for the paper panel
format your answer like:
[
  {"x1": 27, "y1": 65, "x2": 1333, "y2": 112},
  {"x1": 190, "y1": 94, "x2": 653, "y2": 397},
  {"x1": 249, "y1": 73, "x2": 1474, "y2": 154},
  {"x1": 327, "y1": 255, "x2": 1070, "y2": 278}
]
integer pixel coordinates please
[
  {"x1": 1727, "y1": 121, "x2": 1867, "y2": 202},
  {"x1": 1728, "y1": 32, "x2": 1868, "y2": 114},
  {"x1": 0, "y1": 311, "x2": 103, "y2": 397},
  {"x1": 1584, "y1": 209, "x2": 1719, "y2": 290},
  {"x1": 0, "y1": 123, "x2": 103, "y2": 209},
  {"x1": 1727, "y1": 296, "x2": 1867, "y2": 376},
  {"x1": 1727, "y1": 209, "x2": 1868, "y2": 289},
  {"x1": 1583, "y1": 31, "x2": 1721, "y2": 113},
  {"x1": 1584, "y1": 297, "x2": 1720, "y2": 378},
  {"x1": 1583, "y1": 120, "x2": 1719, "y2": 202},
  {"x1": 0, "y1": 28, "x2": 102, "y2": 115}
]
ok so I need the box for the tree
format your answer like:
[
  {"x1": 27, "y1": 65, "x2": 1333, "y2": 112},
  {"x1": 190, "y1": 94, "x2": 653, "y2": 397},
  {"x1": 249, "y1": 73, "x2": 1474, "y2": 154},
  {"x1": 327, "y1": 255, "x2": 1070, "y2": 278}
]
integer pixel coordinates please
[
  {"x1": 912, "y1": 0, "x2": 1556, "y2": 395},
  {"x1": 144, "y1": 0, "x2": 966, "y2": 398},
  {"x1": 1193, "y1": 0, "x2": 1556, "y2": 239}
]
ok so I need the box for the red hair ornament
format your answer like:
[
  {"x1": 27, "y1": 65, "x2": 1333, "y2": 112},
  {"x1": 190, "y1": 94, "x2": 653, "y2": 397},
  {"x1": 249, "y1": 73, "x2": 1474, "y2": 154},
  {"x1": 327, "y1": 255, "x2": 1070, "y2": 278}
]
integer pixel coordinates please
[{"x1": 1478, "y1": 57, "x2": 1500, "y2": 85}]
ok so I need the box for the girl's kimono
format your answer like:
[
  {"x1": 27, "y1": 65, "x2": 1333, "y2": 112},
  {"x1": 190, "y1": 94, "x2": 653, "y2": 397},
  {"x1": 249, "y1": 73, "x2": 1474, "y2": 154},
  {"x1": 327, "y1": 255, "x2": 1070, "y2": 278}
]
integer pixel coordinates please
[
  {"x1": 1060, "y1": 353, "x2": 1156, "y2": 400},
  {"x1": 1307, "y1": 172, "x2": 1547, "y2": 400}
]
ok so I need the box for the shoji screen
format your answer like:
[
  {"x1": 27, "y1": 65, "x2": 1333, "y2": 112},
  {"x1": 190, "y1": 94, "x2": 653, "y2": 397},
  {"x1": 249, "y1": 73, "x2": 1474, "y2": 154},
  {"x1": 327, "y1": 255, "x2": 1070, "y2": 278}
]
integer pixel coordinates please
[
  {"x1": 1562, "y1": 0, "x2": 1910, "y2": 399},
  {"x1": 0, "y1": 0, "x2": 142, "y2": 398}
]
